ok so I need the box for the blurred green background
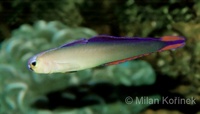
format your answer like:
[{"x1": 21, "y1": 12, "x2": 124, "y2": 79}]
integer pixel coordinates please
[{"x1": 0, "y1": 0, "x2": 200, "y2": 114}]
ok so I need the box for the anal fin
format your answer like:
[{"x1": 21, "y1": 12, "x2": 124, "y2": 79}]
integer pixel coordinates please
[{"x1": 104, "y1": 53, "x2": 151, "y2": 66}]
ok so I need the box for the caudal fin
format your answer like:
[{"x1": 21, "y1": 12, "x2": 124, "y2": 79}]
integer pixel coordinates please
[{"x1": 159, "y1": 36, "x2": 186, "y2": 51}]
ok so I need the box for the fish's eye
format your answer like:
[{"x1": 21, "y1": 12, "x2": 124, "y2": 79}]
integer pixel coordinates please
[{"x1": 31, "y1": 61, "x2": 36, "y2": 66}]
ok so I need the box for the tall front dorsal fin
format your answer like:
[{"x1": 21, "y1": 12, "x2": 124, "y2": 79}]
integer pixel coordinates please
[
  {"x1": 88, "y1": 35, "x2": 135, "y2": 43},
  {"x1": 60, "y1": 38, "x2": 88, "y2": 48},
  {"x1": 60, "y1": 35, "x2": 117, "y2": 48},
  {"x1": 88, "y1": 35, "x2": 118, "y2": 41}
]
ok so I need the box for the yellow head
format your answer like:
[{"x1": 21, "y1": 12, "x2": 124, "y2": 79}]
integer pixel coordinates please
[{"x1": 28, "y1": 54, "x2": 52, "y2": 74}]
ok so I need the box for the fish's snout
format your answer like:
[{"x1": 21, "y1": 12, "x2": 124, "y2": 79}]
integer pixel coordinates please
[
  {"x1": 27, "y1": 61, "x2": 34, "y2": 71},
  {"x1": 28, "y1": 56, "x2": 37, "y2": 72}
]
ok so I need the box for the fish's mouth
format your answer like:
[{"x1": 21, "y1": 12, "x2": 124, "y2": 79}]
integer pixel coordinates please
[{"x1": 28, "y1": 64, "x2": 34, "y2": 71}]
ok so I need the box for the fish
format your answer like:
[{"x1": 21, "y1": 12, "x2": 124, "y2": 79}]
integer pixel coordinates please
[{"x1": 27, "y1": 35, "x2": 185, "y2": 74}]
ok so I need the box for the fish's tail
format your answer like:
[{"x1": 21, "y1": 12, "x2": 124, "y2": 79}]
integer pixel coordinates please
[{"x1": 159, "y1": 36, "x2": 186, "y2": 51}]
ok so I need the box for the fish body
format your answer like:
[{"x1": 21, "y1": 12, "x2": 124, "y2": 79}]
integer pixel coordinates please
[{"x1": 28, "y1": 35, "x2": 185, "y2": 74}]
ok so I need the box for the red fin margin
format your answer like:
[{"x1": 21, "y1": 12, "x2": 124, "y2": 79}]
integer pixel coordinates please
[
  {"x1": 159, "y1": 43, "x2": 184, "y2": 51},
  {"x1": 160, "y1": 36, "x2": 185, "y2": 42},
  {"x1": 159, "y1": 36, "x2": 185, "y2": 51}
]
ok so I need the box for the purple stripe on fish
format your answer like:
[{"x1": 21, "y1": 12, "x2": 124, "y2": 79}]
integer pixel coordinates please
[
  {"x1": 60, "y1": 35, "x2": 185, "y2": 49},
  {"x1": 166, "y1": 40, "x2": 185, "y2": 45},
  {"x1": 60, "y1": 35, "x2": 161, "y2": 48},
  {"x1": 164, "y1": 37, "x2": 185, "y2": 46}
]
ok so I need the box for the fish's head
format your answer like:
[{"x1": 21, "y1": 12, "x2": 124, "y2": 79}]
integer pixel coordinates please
[{"x1": 28, "y1": 54, "x2": 51, "y2": 74}]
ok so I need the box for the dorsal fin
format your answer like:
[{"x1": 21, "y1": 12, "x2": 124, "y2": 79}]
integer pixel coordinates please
[
  {"x1": 88, "y1": 35, "x2": 120, "y2": 42},
  {"x1": 88, "y1": 35, "x2": 157, "y2": 43},
  {"x1": 92, "y1": 35, "x2": 118, "y2": 39},
  {"x1": 60, "y1": 38, "x2": 88, "y2": 48},
  {"x1": 59, "y1": 35, "x2": 116, "y2": 48},
  {"x1": 89, "y1": 35, "x2": 131, "y2": 40}
]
